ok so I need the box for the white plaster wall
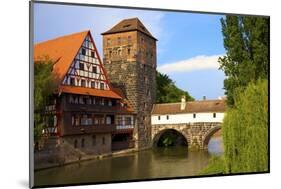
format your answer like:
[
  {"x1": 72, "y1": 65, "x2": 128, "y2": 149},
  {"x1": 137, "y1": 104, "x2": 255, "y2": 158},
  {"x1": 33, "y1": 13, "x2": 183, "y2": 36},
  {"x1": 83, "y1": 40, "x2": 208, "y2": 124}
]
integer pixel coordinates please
[{"x1": 151, "y1": 112, "x2": 225, "y2": 125}]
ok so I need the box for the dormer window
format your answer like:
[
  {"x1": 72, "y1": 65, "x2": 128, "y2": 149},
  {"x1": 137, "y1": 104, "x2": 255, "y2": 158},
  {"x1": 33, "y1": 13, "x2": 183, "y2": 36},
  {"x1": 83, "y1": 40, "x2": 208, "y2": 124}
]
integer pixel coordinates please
[
  {"x1": 140, "y1": 25, "x2": 145, "y2": 31},
  {"x1": 123, "y1": 24, "x2": 131, "y2": 28},
  {"x1": 193, "y1": 113, "x2": 196, "y2": 118}
]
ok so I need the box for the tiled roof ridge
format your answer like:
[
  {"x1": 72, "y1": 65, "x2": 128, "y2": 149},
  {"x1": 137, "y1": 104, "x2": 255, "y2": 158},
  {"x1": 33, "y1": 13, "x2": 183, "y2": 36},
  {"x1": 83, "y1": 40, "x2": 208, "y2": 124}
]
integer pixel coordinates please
[
  {"x1": 101, "y1": 17, "x2": 156, "y2": 40},
  {"x1": 154, "y1": 99, "x2": 224, "y2": 106},
  {"x1": 35, "y1": 30, "x2": 90, "y2": 46}
]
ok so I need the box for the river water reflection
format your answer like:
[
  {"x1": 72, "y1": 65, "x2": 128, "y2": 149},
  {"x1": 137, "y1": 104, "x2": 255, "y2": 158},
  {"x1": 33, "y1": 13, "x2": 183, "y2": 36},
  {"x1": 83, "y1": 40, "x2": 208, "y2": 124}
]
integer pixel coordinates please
[{"x1": 34, "y1": 136, "x2": 223, "y2": 186}]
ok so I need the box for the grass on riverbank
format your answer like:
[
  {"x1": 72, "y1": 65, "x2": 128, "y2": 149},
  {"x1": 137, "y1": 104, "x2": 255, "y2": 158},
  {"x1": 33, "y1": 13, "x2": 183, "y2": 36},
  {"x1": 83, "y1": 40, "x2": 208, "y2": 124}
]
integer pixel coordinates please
[{"x1": 200, "y1": 156, "x2": 225, "y2": 176}]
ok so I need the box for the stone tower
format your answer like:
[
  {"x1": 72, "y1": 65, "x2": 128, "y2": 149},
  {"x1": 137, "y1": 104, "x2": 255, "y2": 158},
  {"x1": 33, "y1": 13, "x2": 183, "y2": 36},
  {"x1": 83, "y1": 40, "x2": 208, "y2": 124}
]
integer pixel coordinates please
[{"x1": 101, "y1": 18, "x2": 157, "y2": 149}]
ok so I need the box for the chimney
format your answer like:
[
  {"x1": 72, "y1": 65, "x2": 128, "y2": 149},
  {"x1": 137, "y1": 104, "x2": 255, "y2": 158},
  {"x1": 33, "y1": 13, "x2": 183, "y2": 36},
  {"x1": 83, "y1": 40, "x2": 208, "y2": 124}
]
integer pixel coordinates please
[
  {"x1": 180, "y1": 96, "x2": 186, "y2": 110},
  {"x1": 203, "y1": 96, "x2": 206, "y2": 100}
]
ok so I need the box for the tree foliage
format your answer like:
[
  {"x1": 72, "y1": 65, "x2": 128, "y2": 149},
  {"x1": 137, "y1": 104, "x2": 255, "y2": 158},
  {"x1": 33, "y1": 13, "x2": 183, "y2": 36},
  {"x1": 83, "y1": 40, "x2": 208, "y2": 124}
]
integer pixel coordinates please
[
  {"x1": 202, "y1": 16, "x2": 269, "y2": 175},
  {"x1": 223, "y1": 79, "x2": 268, "y2": 173},
  {"x1": 156, "y1": 71, "x2": 194, "y2": 103},
  {"x1": 201, "y1": 80, "x2": 268, "y2": 175},
  {"x1": 219, "y1": 16, "x2": 269, "y2": 105},
  {"x1": 34, "y1": 58, "x2": 57, "y2": 142}
]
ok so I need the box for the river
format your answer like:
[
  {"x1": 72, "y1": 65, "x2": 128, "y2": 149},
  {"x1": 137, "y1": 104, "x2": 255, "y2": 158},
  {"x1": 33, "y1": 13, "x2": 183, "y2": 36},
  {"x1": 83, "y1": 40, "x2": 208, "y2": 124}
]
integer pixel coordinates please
[{"x1": 34, "y1": 136, "x2": 223, "y2": 186}]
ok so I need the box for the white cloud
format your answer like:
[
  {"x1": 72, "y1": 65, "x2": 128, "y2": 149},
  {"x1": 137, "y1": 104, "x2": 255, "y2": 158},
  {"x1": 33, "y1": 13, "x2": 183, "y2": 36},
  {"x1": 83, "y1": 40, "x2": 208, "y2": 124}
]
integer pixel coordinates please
[{"x1": 158, "y1": 54, "x2": 224, "y2": 74}]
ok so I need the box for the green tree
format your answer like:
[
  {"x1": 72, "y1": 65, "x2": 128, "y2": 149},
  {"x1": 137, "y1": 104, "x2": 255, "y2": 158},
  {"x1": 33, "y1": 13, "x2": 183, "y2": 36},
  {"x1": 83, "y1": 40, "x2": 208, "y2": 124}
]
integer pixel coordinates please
[
  {"x1": 219, "y1": 16, "x2": 269, "y2": 105},
  {"x1": 223, "y1": 79, "x2": 268, "y2": 173},
  {"x1": 201, "y1": 80, "x2": 268, "y2": 175},
  {"x1": 156, "y1": 71, "x2": 194, "y2": 103},
  {"x1": 34, "y1": 58, "x2": 57, "y2": 143}
]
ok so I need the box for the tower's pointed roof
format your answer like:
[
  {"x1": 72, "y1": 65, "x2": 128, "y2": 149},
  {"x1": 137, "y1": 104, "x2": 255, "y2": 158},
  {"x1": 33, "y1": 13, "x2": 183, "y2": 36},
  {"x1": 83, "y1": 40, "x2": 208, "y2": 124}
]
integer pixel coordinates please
[{"x1": 101, "y1": 17, "x2": 157, "y2": 40}]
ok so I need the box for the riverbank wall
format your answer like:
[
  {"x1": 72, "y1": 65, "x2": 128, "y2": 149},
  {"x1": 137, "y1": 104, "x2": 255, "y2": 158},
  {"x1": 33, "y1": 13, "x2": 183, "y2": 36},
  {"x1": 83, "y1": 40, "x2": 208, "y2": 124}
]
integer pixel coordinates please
[{"x1": 34, "y1": 137, "x2": 150, "y2": 171}]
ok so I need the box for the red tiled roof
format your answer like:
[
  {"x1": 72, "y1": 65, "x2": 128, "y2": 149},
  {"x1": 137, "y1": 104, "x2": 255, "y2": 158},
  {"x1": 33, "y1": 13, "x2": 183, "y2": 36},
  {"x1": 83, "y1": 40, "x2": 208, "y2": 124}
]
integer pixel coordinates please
[
  {"x1": 152, "y1": 99, "x2": 227, "y2": 115},
  {"x1": 59, "y1": 85, "x2": 122, "y2": 99},
  {"x1": 34, "y1": 30, "x2": 89, "y2": 82},
  {"x1": 34, "y1": 30, "x2": 126, "y2": 100}
]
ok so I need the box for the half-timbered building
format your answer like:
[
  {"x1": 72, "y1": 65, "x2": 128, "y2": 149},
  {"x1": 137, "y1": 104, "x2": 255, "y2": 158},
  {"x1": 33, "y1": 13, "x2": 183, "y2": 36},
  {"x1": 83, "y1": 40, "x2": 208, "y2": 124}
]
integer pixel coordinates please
[{"x1": 34, "y1": 30, "x2": 135, "y2": 154}]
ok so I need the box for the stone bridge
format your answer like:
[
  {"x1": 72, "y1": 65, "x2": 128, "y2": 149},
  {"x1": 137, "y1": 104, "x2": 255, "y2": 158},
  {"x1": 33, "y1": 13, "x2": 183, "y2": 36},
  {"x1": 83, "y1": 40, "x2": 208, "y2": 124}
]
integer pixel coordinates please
[{"x1": 151, "y1": 122, "x2": 222, "y2": 150}]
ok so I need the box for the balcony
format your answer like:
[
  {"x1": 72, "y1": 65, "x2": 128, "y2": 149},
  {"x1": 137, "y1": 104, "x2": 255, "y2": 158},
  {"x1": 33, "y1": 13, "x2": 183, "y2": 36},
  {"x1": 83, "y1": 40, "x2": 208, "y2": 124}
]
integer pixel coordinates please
[
  {"x1": 116, "y1": 125, "x2": 134, "y2": 130},
  {"x1": 42, "y1": 127, "x2": 58, "y2": 136},
  {"x1": 63, "y1": 124, "x2": 116, "y2": 135},
  {"x1": 63, "y1": 103, "x2": 126, "y2": 113},
  {"x1": 115, "y1": 125, "x2": 134, "y2": 134}
]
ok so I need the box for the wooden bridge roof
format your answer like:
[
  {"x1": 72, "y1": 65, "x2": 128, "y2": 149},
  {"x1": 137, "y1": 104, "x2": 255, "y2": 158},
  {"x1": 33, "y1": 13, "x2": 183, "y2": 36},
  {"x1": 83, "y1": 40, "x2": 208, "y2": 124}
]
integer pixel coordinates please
[{"x1": 152, "y1": 99, "x2": 226, "y2": 115}]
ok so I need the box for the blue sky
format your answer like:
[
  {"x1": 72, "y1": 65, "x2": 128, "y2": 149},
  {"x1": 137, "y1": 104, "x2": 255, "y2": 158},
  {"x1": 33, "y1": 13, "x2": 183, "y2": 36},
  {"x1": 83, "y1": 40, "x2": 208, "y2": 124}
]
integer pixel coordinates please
[{"x1": 34, "y1": 3, "x2": 226, "y2": 100}]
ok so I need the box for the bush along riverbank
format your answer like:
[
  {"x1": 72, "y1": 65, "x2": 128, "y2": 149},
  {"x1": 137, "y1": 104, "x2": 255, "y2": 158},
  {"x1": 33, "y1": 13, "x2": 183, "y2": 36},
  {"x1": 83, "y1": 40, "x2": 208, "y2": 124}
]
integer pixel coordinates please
[{"x1": 201, "y1": 79, "x2": 268, "y2": 175}]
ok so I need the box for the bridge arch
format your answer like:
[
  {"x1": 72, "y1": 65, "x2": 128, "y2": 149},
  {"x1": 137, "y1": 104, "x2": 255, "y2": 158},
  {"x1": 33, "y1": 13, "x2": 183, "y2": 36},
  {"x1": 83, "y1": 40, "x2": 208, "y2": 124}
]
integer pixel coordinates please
[
  {"x1": 202, "y1": 125, "x2": 222, "y2": 149},
  {"x1": 152, "y1": 127, "x2": 190, "y2": 147}
]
